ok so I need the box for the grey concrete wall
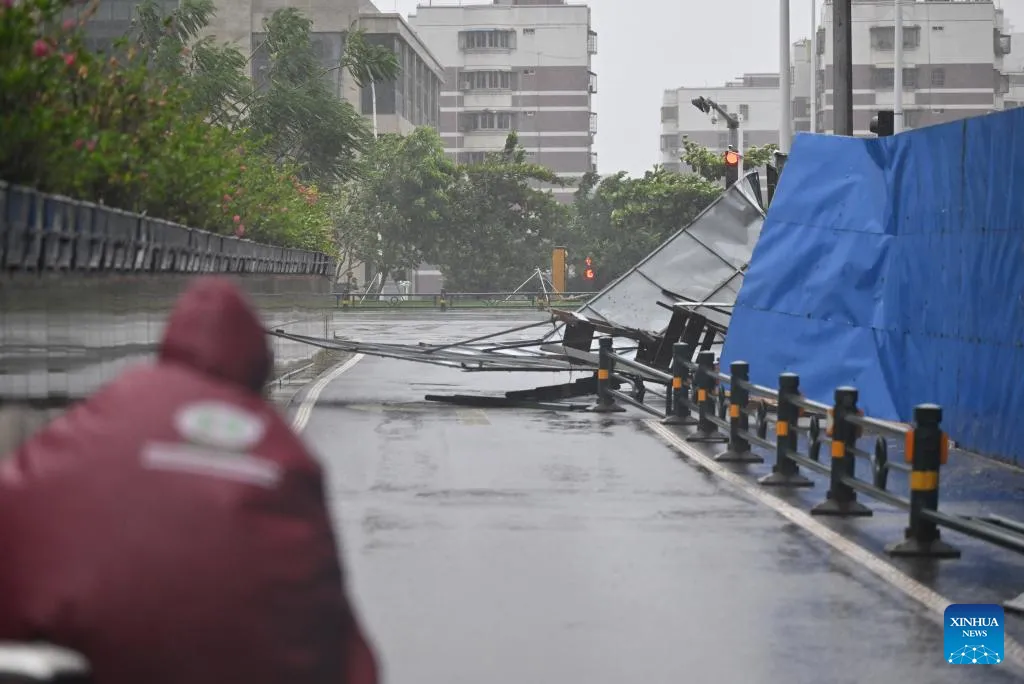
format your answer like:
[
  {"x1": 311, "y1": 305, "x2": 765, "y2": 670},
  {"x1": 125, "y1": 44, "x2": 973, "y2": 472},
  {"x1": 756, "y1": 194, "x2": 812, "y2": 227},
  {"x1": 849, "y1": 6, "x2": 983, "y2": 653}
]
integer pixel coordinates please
[{"x1": 0, "y1": 273, "x2": 336, "y2": 453}]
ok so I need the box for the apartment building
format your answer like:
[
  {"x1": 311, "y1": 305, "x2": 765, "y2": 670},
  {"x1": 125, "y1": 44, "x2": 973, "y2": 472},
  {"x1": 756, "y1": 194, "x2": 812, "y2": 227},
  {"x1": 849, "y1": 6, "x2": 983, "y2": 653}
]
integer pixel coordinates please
[
  {"x1": 409, "y1": 0, "x2": 598, "y2": 202},
  {"x1": 815, "y1": 0, "x2": 1013, "y2": 135},
  {"x1": 81, "y1": 1, "x2": 443, "y2": 134}
]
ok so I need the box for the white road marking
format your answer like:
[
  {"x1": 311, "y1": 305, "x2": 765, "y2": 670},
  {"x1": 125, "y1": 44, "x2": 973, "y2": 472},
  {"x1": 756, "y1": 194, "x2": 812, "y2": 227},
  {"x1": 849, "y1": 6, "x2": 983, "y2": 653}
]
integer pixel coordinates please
[
  {"x1": 291, "y1": 354, "x2": 365, "y2": 434},
  {"x1": 644, "y1": 419, "x2": 1024, "y2": 673}
]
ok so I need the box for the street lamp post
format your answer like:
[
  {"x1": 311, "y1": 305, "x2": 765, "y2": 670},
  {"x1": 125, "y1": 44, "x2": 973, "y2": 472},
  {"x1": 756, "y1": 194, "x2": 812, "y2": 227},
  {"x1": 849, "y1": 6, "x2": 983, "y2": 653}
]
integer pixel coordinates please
[
  {"x1": 691, "y1": 96, "x2": 740, "y2": 151},
  {"x1": 691, "y1": 96, "x2": 743, "y2": 185}
]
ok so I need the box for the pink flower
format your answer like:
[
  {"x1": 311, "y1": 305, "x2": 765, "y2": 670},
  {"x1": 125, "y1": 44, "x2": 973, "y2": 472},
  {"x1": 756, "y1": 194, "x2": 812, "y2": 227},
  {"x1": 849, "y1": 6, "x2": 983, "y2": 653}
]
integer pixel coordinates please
[
  {"x1": 63, "y1": 53, "x2": 75, "y2": 67},
  {"x1": 223, "y1": 194, "x2": 231, "y2": 201},
  {"x1": 72, "y1": 138, "x2": 84, "y2": 151},
  {"x1": 86, "y1": 140, "x2": 96, "y2": 152},
  {"x1": 62, "y1": 19, "x2": 77, "y2": 32},
  {"x1": 232, "y1": 215, "x2": 241, "y2": 224},
  {"x1": 235, "y1": 225, "x2": 246, "y2": 237},
  {"x1": 32, "y1": 40, "x2": 51, "y2": 59},
  {"x1": 1, "y1": 0, "x2": 14, "y2": 9}
]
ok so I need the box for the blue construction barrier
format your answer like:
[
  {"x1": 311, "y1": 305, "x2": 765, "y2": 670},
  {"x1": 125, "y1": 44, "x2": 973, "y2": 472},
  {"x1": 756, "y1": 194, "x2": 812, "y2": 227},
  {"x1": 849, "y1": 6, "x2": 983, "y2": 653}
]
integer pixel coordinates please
[{"x1": 723, "y1": 107, "x2": 1024, "y2": 466}]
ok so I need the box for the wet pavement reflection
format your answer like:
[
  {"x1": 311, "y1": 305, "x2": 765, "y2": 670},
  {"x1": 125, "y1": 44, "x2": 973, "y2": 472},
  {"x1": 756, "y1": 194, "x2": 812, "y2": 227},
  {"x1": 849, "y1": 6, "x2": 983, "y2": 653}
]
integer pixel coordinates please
[{"x1": 300, "y1": 313, "x2": 1023, "y2": 684}]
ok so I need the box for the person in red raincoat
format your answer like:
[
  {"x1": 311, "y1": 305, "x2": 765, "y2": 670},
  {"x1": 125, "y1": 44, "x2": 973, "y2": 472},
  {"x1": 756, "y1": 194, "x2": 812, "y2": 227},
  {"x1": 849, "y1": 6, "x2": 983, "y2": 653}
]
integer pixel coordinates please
[{"x1": 0, "y1": 276, "x2": 378, "y2": 684}]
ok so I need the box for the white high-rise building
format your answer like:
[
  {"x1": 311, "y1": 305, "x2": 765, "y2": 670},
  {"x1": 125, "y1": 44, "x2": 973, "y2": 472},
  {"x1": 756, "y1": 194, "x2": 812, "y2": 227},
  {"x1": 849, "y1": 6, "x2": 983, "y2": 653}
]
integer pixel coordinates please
[{"x1": 409, "y1": 0, "x2": 598, "y2": 202}]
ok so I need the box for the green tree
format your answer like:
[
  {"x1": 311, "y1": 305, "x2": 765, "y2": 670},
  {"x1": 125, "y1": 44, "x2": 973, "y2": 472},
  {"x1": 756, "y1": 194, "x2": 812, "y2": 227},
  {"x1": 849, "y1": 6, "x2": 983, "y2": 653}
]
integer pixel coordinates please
[
  {"x1": 566, "y1": 166, "x2": 721, "y2": 289},
  {"x1": 246, "y1": 11, "x2": 400, "y2": 185},
  {"x1": 680, "y1": 137, "x2": 778, "y2": 183},
  {"x1": 434, "y1": 133, "x2": 571, "y2": 292},
  {"x1": 339, "y1": 127, "x2": 458, "y2": 287},
  {"x1": 342, "y1": 27, "x2": 400, "y2": 138},
  {"x1": 128, "y1": 0, "x2": 248, "y2": 124}
]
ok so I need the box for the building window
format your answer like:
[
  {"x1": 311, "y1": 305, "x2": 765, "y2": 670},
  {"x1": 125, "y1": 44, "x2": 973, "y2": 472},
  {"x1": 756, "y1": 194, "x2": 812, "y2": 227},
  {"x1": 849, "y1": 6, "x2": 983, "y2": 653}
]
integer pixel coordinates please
[
  {"x1": 463, "y1": 151, "x2": 496, "y2": 165},
  {"x1": 660, "y1": 105, "x2": 678, "y2": 122},
  {"x1": 717, "y1": 132, "x2": 729, "y2": 149},
  {"x1": 931, "y1": 68, "x2": 945, "y2": 88},
  {"x1": 872, "y1": 67, "x2": 894, "y2": 89},
  {"x1": 460, "y1": 111, "x2": 516, "y2": 131},
  {"x1": 904, "y1": 109, "x2": 921, "y2": 128},
  {"x1": 461, "y1": 70, "x2": 514, "y2": 91},
  {"x1": 458, "y1": 30, "x2": 516, "y2": 51},
  {"x1": 902, "y1": 67, "x2": 917, "y2": 89},
  {"x1": 660, "y1": 133, "x2": 679, "y2": 152},
  {"x1": 816, "y1": 27, "x2": 825, "y2": 55},
  {"x1": 739, "y1": 104, "x2": 750, "y2": 120},
  {"x1": 870, "y1": 26, "x2": 921, "y2": 51},
  {"x1": 523, "y1": 28, "x2": 535, "y2": 35}
]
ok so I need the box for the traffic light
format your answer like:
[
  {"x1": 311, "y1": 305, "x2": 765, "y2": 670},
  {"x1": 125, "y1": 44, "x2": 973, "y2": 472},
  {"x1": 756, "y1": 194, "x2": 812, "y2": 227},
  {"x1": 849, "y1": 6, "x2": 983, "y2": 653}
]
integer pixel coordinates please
[
  {"x1": 691, "y1": 96, "x2": 713, "y2": 114},
  {"x1": 723, "y1": 147, "x2": 740, "y2": 188},
  {"x1": 869, "y1": 109, "x2": 895, "y2": 137},
  {"x1": 583, "y1": 256, "x2": 595, "y2": 281}
]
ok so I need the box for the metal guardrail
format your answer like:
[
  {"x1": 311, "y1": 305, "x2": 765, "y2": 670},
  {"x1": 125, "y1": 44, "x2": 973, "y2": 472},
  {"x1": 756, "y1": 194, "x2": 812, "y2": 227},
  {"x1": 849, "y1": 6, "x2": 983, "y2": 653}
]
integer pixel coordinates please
[
  {"x1": 592, "y1": 337, "x2": 1024, "y2": 579},
  {"x1": 331, "y1": 291, "x2": 596, "y2": 310},
  {"x1": 1, "y1": 181, "x2": 336, "y2": 275}
]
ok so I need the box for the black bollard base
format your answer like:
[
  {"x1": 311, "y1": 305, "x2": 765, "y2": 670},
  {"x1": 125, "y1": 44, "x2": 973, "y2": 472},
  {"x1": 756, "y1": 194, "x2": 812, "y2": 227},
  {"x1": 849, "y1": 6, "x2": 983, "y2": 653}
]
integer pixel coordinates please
[
  {"x1": 590, "y1": 403, "x2": 626, "y2": 414},
  {"x1": 758, "y1": 469, "x2": 814, "y2": 488},
  {"x1": 885, "y1": 531, "x2": 961, "y2": 559},
  {"x1": 810, "y1": 494, "x2": 873, "y2": 518},
  {"x1": 662, "y1": 415, "x2": 698, "y2": 426},
  {"x1": 714, "y1": 449, "x2": 765, "y2": 464},
  {"x1": 686, "y1": 431, "x2": 729, "y2": 444}
]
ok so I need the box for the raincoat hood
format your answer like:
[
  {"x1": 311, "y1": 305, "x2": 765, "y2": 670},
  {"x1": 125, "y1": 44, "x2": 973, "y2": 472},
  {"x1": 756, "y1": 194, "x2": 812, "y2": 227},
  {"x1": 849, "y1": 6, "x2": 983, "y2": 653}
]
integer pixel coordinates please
[{"x1": 159, "y1": 276, "x2": 272, "y2": 392}]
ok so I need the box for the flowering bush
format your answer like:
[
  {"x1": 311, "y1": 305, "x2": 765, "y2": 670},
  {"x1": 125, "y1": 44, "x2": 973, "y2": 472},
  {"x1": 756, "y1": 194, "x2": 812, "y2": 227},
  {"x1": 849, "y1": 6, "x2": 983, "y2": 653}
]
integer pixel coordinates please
[{"x1": 0, "y1": 0, "x2": 334, "y2": 253}]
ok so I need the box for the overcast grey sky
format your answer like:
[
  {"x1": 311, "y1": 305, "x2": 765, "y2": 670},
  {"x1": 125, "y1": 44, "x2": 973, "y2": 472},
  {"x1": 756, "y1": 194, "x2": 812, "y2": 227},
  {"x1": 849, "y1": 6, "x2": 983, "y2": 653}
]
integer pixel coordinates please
[{"x1": 386, "y1": 0, "x2": 1024, "y2": 176}]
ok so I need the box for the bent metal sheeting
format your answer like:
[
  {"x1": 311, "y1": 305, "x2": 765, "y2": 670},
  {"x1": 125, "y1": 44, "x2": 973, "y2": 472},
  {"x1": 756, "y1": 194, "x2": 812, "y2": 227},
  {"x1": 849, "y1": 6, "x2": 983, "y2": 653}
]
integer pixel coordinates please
[{"x1": 269, "y1": 175, "x2": 767, "y2": 372}]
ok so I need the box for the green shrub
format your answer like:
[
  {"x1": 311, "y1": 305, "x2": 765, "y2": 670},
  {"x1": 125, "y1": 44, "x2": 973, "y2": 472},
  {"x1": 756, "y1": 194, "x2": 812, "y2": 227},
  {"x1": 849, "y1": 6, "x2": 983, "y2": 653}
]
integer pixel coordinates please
[{"x1": 0, "y1": 0, "x2": 334, "y2": 254}]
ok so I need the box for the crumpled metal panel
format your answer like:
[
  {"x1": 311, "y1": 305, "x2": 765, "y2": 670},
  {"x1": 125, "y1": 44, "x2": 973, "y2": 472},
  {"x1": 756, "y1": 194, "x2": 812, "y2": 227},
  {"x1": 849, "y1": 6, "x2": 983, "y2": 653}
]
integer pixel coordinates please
[{"x1": 547, "y1": 174, "x2": 765, "y2": 342}]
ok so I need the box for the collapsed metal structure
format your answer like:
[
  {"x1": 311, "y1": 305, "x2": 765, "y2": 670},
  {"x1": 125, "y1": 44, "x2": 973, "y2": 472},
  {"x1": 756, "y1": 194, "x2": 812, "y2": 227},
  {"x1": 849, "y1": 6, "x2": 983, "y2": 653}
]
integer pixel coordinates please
[{"x1": 269, "y1": 173, "x2": 766, "y2": 405}]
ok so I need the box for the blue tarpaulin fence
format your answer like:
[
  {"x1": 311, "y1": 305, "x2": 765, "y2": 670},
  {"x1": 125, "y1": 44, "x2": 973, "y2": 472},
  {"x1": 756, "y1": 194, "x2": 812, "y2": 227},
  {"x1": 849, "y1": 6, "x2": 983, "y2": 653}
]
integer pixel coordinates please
[{"x1": 722, "y1": 107, "x2": 1024, "y2": 466}]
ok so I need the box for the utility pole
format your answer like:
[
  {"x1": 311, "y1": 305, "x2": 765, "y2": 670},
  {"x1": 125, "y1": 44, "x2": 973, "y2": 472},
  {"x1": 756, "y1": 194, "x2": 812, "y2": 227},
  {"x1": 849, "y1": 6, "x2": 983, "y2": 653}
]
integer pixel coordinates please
[
  {"x1": 810, "y1": 0, "x2": 817, "y2": 133},
  {"x1": 894, "y1": 0, "x2": 904, "y2": 133},
  {"x1": 779, "y1": 0, "x2": 792, "y2": 152},
  {"x1": 833, "y1": 0, "x2": 853, "y2": 136}
]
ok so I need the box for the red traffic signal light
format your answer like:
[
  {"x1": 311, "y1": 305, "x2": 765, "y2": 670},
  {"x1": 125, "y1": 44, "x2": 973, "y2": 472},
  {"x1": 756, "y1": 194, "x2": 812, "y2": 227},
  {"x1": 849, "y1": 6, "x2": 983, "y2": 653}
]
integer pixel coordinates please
[
  {"x1": 724, "y1": 149, "x2": 740, "y2": 166},
  {"x1": 584, "y1": 268, "x2": 594, "y2": 280}
]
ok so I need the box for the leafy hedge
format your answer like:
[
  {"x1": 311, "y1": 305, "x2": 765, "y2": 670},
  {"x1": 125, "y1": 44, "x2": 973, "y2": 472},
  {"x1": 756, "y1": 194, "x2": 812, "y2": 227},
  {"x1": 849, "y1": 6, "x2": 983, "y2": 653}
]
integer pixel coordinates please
[{"x1": 0, "y1": 0, "x2": 334, "y2": 252}]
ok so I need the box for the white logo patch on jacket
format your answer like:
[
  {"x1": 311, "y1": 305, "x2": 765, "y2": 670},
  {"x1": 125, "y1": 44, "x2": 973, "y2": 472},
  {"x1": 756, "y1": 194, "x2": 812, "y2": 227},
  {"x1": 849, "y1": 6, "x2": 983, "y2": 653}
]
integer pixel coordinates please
[{"x1": 174, "y1": 401, "x2": 266, "y2": 452}]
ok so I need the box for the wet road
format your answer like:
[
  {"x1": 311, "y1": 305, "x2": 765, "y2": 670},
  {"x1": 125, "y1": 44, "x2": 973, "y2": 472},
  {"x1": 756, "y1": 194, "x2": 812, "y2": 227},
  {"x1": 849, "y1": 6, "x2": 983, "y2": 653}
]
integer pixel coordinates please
[{"x1": 298, "y1": 312, "x2": 1023, "y2": 684}]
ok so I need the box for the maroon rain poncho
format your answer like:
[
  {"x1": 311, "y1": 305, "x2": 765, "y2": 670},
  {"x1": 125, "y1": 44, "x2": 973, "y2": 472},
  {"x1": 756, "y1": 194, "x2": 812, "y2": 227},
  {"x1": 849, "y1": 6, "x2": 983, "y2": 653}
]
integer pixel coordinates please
[{"x1": 0, "y1": 276, "x2": 378, "y2": 684}]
